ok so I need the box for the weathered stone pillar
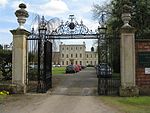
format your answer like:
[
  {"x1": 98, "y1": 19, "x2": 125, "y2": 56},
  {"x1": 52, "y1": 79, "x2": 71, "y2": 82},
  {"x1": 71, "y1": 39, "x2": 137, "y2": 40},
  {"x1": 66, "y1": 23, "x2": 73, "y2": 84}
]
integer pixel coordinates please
[
  {"x1": 10, "y1": 29, "x2": 30, "y2": 93},
  {"x1": 119, "y1": 3, "x2": 139, "y2": 96},
  {"x1": 120, "y1": 27, "x2": 139, "y2": 96},
  {"x1": 10, "y1": 3, "x2": 30, "y2": 93}
]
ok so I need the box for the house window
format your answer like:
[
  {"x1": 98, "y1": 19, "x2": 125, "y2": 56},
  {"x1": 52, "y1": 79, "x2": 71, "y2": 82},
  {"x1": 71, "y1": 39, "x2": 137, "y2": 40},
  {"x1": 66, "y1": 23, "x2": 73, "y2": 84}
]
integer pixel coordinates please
[
  {"x1": 76, "y1": 47, "x2": 78, "y2": 50},
  {"x1": 62, "y1": 54, "x2": 64, "y2": 58},
  {"x1": 66, "y1": 61, "x2": 69, "y2": 65},
  {"x1": 80, "y1": 47, "x2": 82, "y2": 50},
  {"x1": 67, "y1": 54, "x2": 68, "y2": 58},
  {"x1": 67, "y1": 47, "x2": 68, "y2": 50},
  {"x1": 91, "y1": 54, "x2": 92, "y2": 58},
  {"x1": 80, "y1": 61, "x2": 82, "y2": 65},
  {"x1": 87, "y1": 54, "x2": 88, "y2": 58},
  {"x1": 62, "y1": 47, "x2": 64, "y2": 50},
  {"x1": 76, "y1": 61, "x2": 78, "y2": 64},
  {"x1": 76, "y1": 54, "x2": 78, "y2": 58},
  {"x1": 62, "y1": 61, "x2": 64, "y2": 65},
  {"x1": 71, "y1": 47, "x2": 73, "y2": 50},
  {"x1": 87, "y1": 61, "x2": 88, "y2": 63},
  {"x1": 95, "y1": 54, "x2": 96, "y2": 58},
  {"x1": 71, "y1": 54, "x2": 73, "y2": 58},
  {"x1": 80, "y1": 54, "x2": 82, "y2": 58}
]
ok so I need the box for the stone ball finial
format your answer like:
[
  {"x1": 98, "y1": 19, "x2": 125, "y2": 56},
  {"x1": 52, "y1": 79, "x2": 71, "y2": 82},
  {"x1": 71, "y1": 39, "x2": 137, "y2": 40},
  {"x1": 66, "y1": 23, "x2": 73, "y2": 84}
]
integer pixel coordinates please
[{"x1": 15, "y1": 3, "x2": 29, "y2": 29}]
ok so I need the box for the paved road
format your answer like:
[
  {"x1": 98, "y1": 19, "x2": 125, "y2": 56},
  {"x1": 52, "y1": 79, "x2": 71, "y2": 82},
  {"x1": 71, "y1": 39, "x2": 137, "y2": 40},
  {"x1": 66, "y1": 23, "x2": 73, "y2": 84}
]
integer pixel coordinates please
[
  {"x1": 50, "y1": 67, "x2": 98, "y2": 96},
  {"x1": 1, "y1": 67, "x2": 120, "y2": 113}
]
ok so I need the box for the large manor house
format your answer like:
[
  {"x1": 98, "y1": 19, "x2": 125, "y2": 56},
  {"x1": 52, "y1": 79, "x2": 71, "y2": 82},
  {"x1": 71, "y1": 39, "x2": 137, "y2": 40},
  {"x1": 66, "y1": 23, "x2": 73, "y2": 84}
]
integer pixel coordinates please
[{"x1": 52, "y1": 42, "x2": 98, "y2": 66}]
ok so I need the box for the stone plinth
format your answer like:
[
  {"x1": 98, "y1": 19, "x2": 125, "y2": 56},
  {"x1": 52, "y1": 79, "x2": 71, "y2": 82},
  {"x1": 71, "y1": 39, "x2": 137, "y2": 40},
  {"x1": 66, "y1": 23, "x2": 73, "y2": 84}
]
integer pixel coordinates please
[
  {"x1": 120, "y1": 86, "x2": 139, "y2": 97},
  {"x1": 10, "y1": 29, "x2": 30, "y2": 93},
  {"x1": 120, "y1": 26, "x2": 139, "y2": 96}
]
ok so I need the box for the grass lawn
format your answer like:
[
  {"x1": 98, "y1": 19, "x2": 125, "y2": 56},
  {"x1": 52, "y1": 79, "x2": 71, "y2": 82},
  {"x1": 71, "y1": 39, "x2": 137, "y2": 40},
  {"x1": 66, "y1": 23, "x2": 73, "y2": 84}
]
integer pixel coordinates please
[
  {"x1": 99, "y1": 96, "x2": 150, "y2": 113},
  {"x1": 52, "y1": 67, "x2": 66, "y2": 75}
]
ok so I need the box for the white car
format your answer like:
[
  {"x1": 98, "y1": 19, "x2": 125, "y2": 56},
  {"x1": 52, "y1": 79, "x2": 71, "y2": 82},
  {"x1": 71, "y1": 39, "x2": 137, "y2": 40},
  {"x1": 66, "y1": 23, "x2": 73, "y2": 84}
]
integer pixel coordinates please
[{"x1": 53, "y1": 64, "x2": 61, "y2": 67}]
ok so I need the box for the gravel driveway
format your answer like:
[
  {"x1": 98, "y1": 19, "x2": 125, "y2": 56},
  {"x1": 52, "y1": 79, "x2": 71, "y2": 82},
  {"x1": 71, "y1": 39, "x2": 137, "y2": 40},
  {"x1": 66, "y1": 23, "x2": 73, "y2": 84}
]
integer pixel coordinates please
[{"x1": 1, "y1": 67, "x2": 120, "y2": 113}]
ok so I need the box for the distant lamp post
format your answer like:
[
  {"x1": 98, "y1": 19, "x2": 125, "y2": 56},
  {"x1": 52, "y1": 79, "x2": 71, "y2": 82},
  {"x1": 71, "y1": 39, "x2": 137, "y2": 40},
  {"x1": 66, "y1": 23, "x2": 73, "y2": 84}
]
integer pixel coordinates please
[
  {"x1": 98, "y1": 11, "x2": 107, "y2": 34},
  {"x1": 98, "y1": 25, "x2": 107, "y2": 34},
  {"x1": 97, "y1": 25, "x2": 107, "y2": 64},
  {"x1": 39, "y1": 16, "x2": 47, "y2": 31},
  {"x1": 38, "y1": 16, "x2": 47, "y2": 39},
  {"x1": 15, "y1": 3, "x2": 29, "y2": 29},
  {"x1": 98, "y1": 20, "x2": 107, "y2": 64}
]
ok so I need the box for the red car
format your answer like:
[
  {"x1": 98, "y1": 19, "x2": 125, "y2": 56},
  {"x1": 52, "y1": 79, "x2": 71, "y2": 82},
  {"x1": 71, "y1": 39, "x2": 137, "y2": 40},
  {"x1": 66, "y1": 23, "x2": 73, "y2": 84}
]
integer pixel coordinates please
[
  {"x1": 76, "y1": 64, "x2": 82, "y2": 71},
  {"x1": 74, "y1": 65, "x2": 80, "y2": 72}
]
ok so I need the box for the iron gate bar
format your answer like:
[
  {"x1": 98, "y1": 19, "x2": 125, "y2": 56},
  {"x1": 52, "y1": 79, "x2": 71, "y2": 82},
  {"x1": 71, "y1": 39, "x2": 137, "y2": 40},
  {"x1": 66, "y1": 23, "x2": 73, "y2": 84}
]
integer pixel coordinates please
[
  {"x1": 27, "y1": 34, "x2": 119, "y2": 40},
  {"x1": 27, "y1": 34, "x2": 99, "y2": 40},
  {"x1": 46, "y1": 34, "x2": 99, "y2": 39},
  {"x1": 47, "y1": 33, "x2": 106, "y2": 36}
]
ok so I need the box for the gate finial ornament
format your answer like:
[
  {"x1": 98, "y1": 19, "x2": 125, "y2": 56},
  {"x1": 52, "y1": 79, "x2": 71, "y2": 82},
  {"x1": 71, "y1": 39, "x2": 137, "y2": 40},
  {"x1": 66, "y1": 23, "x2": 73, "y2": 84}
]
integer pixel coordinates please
[
  {"x1": 15, "y1": 3, "x2": 29, "y2": 29},
  {"x1": 121, "y1": 1, "x2": 132, "y2": 28}
]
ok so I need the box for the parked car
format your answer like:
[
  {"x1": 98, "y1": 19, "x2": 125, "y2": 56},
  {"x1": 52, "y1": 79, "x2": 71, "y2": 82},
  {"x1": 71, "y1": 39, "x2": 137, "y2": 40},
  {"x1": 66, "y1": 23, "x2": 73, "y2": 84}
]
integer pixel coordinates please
[
  {"x1": 76, "y1": 64, "x2": 82, "y2": 71},
  {"x1": 53, "y1": 64, "x2": 61, "y2": 67},
  {"x1": 74, "y1": 65, "x2": 80, "y2": 72},
  {"x1": 81, "y1": 65, "x2": 86, "y2": 69},
  {"x1": 66, "y1": 65, "x2": 76, "y2": 73},
  {"x1": 96, "y1": 63, "x2": 112, "y2": 78}
]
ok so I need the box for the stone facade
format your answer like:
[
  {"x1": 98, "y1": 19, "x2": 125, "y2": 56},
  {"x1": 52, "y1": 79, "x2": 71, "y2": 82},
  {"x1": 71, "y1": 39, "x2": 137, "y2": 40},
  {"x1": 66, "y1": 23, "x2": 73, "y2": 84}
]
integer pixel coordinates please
[
  {"x1": 52, "y1": 42, "x2": 98, "y2": 66},
  {"x1": 135, "y1": 40, "x2": 150, "y2": 95},
  {"x1": 52, "y1": 52, "x2": 60, "y2": 65},
  {"x1": 85, "y1": 51, "x2": 98, "y2": 66}
]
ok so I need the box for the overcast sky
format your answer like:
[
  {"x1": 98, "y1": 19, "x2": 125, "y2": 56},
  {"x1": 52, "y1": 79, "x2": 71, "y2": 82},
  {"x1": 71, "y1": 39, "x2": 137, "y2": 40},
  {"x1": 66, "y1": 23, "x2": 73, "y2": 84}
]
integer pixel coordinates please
[{"x1": 0, "y1": 0, "x2": 110, "y2": 50}]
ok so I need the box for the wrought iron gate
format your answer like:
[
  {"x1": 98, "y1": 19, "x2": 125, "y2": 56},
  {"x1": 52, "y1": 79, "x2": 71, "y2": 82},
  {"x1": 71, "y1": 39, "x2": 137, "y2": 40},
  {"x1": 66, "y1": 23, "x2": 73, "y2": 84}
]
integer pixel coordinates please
[
  {"x1": 97, "y1": 34, "x2": 121, "y2": 95},
  {"x1": 27, "y1": 32, "x2": 52, "y2": 93},
  {"x1": 27, "y1": 15, "x2": 120, "y2": 94}
]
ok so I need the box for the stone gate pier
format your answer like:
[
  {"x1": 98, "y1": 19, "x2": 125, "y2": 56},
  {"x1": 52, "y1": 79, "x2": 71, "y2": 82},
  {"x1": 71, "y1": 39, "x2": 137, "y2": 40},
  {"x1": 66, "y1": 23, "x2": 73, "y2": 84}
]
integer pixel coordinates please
[
  {"x1": 10, "y1": 3, "x2": 30, "y2": 93},
  {"x1": 119, "y1": 3, "x2": 139, "y2": 96}
]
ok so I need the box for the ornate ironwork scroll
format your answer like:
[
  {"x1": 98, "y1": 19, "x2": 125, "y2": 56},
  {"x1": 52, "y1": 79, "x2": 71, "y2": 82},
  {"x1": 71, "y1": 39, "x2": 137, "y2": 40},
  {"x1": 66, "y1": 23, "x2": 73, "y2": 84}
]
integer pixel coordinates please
[{"x1": 51, "y1": 15, "x2": 92, "y2": 35}]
